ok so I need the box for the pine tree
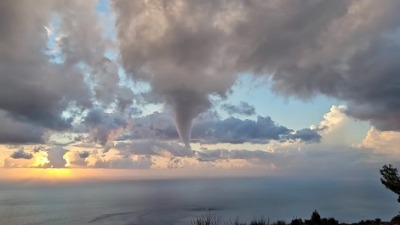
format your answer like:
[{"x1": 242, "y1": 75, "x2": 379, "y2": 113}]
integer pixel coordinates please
[{"x1": 380, "y1": 164, "x2": 400, "y2": 202}]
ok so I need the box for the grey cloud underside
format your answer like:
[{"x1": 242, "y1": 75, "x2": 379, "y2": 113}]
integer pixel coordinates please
[
  {"x1": 113, "y1": 0, "x2": 400, "y2": 131},
  {"x1": 0, "y1": 111, "x2": 44, "y2": 144},
  {"x1": 221, "y1": 102, "x2": 256, "y2": 116},
  {"x1": 191, "y1": 116, "x2": 321, "y2": 144}
]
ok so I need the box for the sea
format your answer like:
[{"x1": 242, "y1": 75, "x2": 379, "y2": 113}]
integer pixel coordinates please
[{"x1": 0, "y1": 177, "x2": 397, "y2": 225}]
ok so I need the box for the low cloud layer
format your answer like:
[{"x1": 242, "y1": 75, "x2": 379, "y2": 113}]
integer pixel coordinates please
[
  {"x1": 10, "y1": 148, "x2": 33, "y2": 160},
  {"x1": 221, "y1": 102, "x2": 256, "y2": 116},
  {"x1": 129, "y1": 111, "x2": 321, "y2": 144},
  {"x1": 192, "y1": 116, "x2": 320, "y2": 144}
]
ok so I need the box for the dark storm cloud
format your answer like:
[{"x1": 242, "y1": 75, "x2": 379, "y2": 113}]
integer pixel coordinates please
[
  {"x1": 0, "y1": 0, "x2": 96, "y2": 144},
  {"x1": 221, "y1": 102, "x2": 256, "y2": 116},
  {"x1": 113, "y1": 0, "x2": 400, "y2": 133},
  {"x1": 192, "y1": 116, "x2": 290, "y2": 144},
  {"x1": 0, "y1": 1, "x2": 92, "y2": 132},
  {"x1": 192, "y1": 116, "x2": 321, "y2": 143},
  {"x1": 192, "y1": 116, "x2": 321, "y2": 144},
  {"x1": 10, "y1": 148, "x2": 33, "y2": 160},
  {"x1": 0, "y1": 1, "x2": 135, "y2": 145},
  {"x1": 0, "y1": 111, "x2": 44, "y2": 144}
]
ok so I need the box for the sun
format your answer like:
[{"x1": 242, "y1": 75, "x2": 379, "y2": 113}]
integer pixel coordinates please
[
  {"x1": 24, "y1": 168, "x2": 75, "y2": 181},
  {"x1": 42, "y1": 168, "x2": 72, "y2": 179}
]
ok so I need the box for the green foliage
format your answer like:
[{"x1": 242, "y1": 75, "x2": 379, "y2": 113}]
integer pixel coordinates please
[{"x1": 380, "y1": 164, "x2": 400, "y2": 202}]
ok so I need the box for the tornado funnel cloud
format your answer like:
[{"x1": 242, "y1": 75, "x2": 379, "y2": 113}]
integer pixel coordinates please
[
  {"x1": 168, "y1": 90, "x2": 210, "y2": 147},
  {"x1": 174, "y1": 109, "x2": 193, "y2": 147}
]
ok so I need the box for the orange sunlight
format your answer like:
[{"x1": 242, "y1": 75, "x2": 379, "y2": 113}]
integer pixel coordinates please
[
  {"x1": 25, "y1": 168, "x2": 75, "y2": 181},
  {"x1": 0, "y1": 168, "x2": 77, "y2": 182},
  {"x1": 40, "y1": 168, "x2": 73, "y2": 179}
]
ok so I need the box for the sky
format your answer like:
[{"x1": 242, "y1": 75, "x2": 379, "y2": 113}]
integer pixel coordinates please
[{"x1": 1, "y1": 0, "x2": 400, "y2": 182}]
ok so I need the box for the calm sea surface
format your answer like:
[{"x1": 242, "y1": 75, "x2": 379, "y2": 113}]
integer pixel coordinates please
[{"x1": 0, "y1": 177, "x2": 397, "y2": 225}]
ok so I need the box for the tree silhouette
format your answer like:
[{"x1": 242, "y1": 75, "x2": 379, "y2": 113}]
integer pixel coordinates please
[
  {"x1": 311, "y1": 210, "x2": 321, "y2": 224},
  {"x1": 380, "y1": 164, "x2": 400, "y2": 202}
]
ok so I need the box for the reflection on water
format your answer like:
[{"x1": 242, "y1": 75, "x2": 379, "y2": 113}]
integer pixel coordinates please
[{"x1": 0, "y1": 177, "x2": 397, "y2": 225}]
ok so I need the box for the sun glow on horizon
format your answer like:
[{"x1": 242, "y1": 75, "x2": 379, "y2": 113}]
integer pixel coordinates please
[
  {"x1": 1, "y1": 168, "x2": 75, "y2": 181},
  {"x1": 23, "y1": 168, "x2": 75, "y2": 181},
  {"x1": 41, "y1": 168, "x2": 73, "y2": 180}
]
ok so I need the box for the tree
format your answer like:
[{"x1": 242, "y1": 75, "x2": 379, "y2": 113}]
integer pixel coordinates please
[
  {"x1": 380, "y1": 164, "x2": 400, "y2": 202},
  {"x1": 311, "y1": 210, "x2": 321, "y2": 224}
]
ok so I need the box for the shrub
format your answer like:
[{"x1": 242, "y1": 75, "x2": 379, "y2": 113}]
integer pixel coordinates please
[
  {"x1": 189, "y1": 214, "x2": 221, "y2": 225},
  {"x1": 250, "y1": 217, "x2": 269, "y2": 225},
  {"x1": 290, "y1": 218, "x2": 303, "y2": 225},
  {"x1": 227, "y1": 217, "x2": 247, "y2": 225},
  {"x1": 274, "y1": 220, "x2": 287, "y2": 225}
]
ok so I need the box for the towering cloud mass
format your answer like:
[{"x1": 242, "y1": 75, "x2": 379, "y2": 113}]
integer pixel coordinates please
[
  {"x1": 0, "y1": 1, "x2": 94, "y2": 143},
  {"x1": 113, "y1": 0, "x2": 400, "y2": 148},
  {"x1": 113, "y1": 0, "x2": 239, "y2": 145},
  {"x1": 0, "y1": 1, "x2": 73, "y2": 128},
  {"x1": 1, "y1": 0, "x2": 400, "y2": 149},
  {"x1": 0, "y1": 0, "x2": 131, "y2": 146}
]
